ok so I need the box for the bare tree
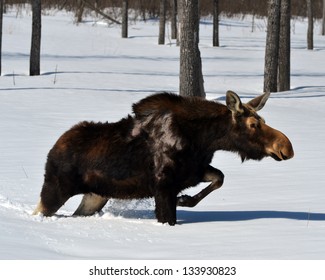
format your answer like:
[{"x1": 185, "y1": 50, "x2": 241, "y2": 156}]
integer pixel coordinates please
[
  {"x1": 75, "y1": 0, "x2": 84, "y2": 23},
  {"x1": 213, "y1": 0, "x2": 219, "y2": 47},
  {"x1": 122, "y1": 0, "x2": 128, "y2": 38},
  {"x1": 307, "y1": 0, "x2": 313, "y2": 49},
  {"x1": 30, "y1": 0, "x2": 42, "y2": 76},
  {"x1": 264, "y1": 0, "x2": 281, "y2": 93},
  {"x1": 80, "y1": 0, "x2": 121, "y2": 25},
  {"x1": 278, "y1": 0, "x2": 291, "y2": 91},
  {"x1": 170, "y1": 0, "x2": 177, "y2": 40},
  {"x1": 0, "y1": 0, "x2": 3, "y2": 76},
  {"x1": 322, "y1": 0, "x2": 325, "y2": 36},
  {"x1": 158, "y1": 0, "x2": 166, "y2": 45},
  {"x1": 179, "y1": 0, "x2": 205, "y2": 97},
  {"x1": 176, "y1": 0, "x2": 182, "y2": 46}
]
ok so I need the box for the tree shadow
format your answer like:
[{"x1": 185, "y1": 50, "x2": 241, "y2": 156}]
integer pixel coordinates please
[{"x1": 177, "y1": 210, "x2": 325, "y2": 224}]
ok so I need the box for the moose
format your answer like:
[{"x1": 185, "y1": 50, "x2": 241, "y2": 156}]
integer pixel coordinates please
[{"x1": 33, "y1": 91, "x2": 294, "y2": 225}]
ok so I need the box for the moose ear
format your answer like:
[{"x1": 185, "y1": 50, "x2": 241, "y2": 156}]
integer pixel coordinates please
[
  {"x1": 247, "y1": 92, "x2": 270, "y2": 111},
  {"x1": 226, "y1": 90, "x2": 244, "y2": 114}
]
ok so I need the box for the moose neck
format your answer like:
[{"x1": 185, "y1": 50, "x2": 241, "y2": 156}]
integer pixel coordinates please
[{"x1": 183, "y1": 105, "x2": 235, "y2": 154}]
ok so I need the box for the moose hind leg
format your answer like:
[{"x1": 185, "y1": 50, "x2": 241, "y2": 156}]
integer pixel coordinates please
[
  {"x1": 177, "y1": 165, "x2": 224, "y2": 207},
  {"x1": 73, "y1": 193, "x2": 109, "y2": 216},
  {"x1": 33, "y1": 182, "x2": 71, "y2": 216},
  {"x1": 33, "y1": 199, "x2": 48, "y2": 215}
]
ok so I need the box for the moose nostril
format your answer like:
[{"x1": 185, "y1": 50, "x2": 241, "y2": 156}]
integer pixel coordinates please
[{"x1": 280, "y1": 151, "x2": 288, "y2": 160}]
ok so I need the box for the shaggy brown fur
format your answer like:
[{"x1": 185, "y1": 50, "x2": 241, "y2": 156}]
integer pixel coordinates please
[{"x1": 33, "y1": 91, "x2": 294, "y2": 225}]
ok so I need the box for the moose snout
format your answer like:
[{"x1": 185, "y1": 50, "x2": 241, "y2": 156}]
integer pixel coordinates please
[
  {"x1": 271, "y1": 141, "x2": 294, "y2": 161},
  {"x1": 266, "y1": 130, "x2": 294, "y2": 161}
]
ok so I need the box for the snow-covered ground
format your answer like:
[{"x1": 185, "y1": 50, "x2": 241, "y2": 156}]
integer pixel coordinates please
[{"x1": 0, "y1": 8, "x2": 325, "y2": 260}]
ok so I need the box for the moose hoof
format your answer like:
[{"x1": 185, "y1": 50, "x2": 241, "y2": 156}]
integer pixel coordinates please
[
  {"x1": 177, "y1": 195, "x2": 197, "y2": 207},
  {"x1": 156, "y1": 213, "x2": 176, "y2": 226},
  {"x1": 158, "y1": 219, "x2": 176, "y2": 226}
]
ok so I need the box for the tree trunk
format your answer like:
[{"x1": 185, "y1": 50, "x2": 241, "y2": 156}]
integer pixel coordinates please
[
  {"x1": 171, "y1": 0, "x2": 177, "y2": 40},
  {"x1": 179, "y1": 0, "x2": 205, "y2": 97},
  {"x1": 322, "y1": 0, "x2": 325, "y2": 36},
  {"x1": 278, "y1": 0, "x2": 291, "y2": 92},
  {"x1": 213, "y1": 0, "x2": 219, "y2": 47},
  {"x1": 30, "y1": 0, "x2": 41, "y2": 76},
  {"x1": 307, "y1": 0, "x2": 313, "y2": 50},
  {"x1": 122, "y1": 0, "x2": 128, "y2": 38},
  {"x1": 176, "y1": 0, "x2": 182, "y2": 46},
  {"x1": 75, "y1": 0, "x2": 84, "y2": 23},
  {"x1": 264, "y1": 0, "x2": 281, "y2": 93},
  {"x1": 158, "y1": 0, "x2": 166, "y2": 45},
  {"x1": 252, "y1": 13, "x2": 255, "y2": 32},
  {"x1": 0, "y1": 0, "x2": 3, "y2": 76}
]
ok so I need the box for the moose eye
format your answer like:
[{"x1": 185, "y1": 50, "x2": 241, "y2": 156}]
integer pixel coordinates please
[
  {"x1": 249, "y1": 121, "x2": 261, "y2": 129},
  {"x1": 246, "y1": 117, "x2": 260, "y2": 130}
]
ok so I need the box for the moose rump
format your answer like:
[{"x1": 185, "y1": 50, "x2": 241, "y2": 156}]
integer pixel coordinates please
[{"x1": 34, "y1": 117, "x2": 154, "y2": 217}]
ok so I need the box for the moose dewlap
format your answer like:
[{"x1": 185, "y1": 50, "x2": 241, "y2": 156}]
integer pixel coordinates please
[{"x1": 33, "y1": 91, "x2": 294, "y2": 225}]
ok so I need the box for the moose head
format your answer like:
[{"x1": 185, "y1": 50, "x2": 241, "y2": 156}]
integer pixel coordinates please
[{"x1": 226, "y1": 90, "x2": 294, "y2": 162}]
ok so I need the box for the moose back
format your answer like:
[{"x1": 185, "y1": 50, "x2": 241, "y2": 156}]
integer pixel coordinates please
[{"x1": 33, "y1": 91, "x2": 294, "y2": 225}]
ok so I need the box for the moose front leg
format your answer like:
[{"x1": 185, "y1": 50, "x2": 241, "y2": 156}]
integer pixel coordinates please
[
  {"x1": 177, "y1": 165, "x2": 224, "y2": 208},
  {"x1": 155, "y1": 186, "x2": 177, "y2": 226}
]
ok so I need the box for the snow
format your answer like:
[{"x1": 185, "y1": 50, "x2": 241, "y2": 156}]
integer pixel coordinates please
[{"x1": 1, "y1": 9, "x2": 325, "y2": 260}]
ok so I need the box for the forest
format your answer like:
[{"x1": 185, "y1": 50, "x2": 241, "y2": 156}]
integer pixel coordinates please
[
  {"x1": 3, "y1": 0, "x2": 325, "y2": 19},
  {"x1": 2, "y1": 0, "x2": 324, "y2": 92}
]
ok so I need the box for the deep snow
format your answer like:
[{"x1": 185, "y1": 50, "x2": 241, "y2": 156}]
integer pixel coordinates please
[{"x1": 0, "y1": 8, "x2": 325, "y2": 260}]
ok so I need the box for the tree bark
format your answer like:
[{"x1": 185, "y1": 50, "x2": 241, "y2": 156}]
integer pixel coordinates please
[
  {"x1": 122, "y1": 0, "x2": 128, "y2": 38},
  {"x1": 278, "y1": 0, "x2": 291, "y2": 92},
  {"x1": 322, "y1": 0, "x2": 325, "y2": 36},
  {"x1": 75, "y1": 0, "x2": 84, "y2": 23},
  {"x1": 176, "y1": 0, "x2": 182, "y2": 46},
  {"x1": 158, "y1": 0, "x2": 166, "y2": 45},
  {"x1": 0, "y1": 0, "x2": 3, "y2": 76},
  {"x1": 179, "y1": 0, "x2": 205, "y2": 97},
  {"x1": 264, "y1": 0, "x2": 281, "y2": 93},
  {"x1": 30, "y1": 0, "x2": 42, "y2": 76},
  {"x1": 171, "y1": 0, "x2": 177, "y2": 40},
  {"x1": 307, "y1": 0, "x2": 313, "y2": 49},
  {"x1": 213, "y1": 0, "x2": 219, "y2": 47}
]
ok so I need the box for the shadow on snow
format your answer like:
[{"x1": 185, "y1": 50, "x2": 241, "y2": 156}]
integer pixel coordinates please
[
  {"x1": 91, "y1": 208, "x2": 325, "y2": 224},
  {"x1": 177, "y1": 210, "x2": 325, "y2": 224}
]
